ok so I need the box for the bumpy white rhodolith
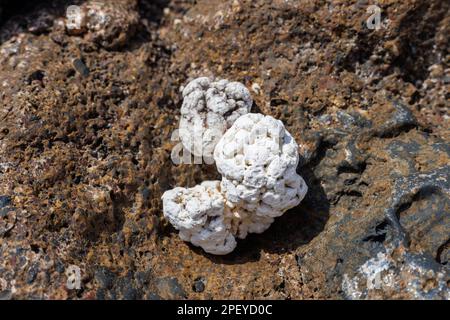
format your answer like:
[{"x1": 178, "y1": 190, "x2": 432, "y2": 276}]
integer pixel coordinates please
[
  {"x1": 179, "y1": 77, "x2": 252, "y2": 159},
  {"x1": 214, "y1": 113, "x2": 308, "y2": 217},
  {"x1": 161, "y1": 180, "x2": 275, "y2": 254},
  {"x1": 162, "y1": 181, "x2": 237, "y2": 255},
  {"x1": 163, "y1": 113, "x2": 308, "y2": 255}
]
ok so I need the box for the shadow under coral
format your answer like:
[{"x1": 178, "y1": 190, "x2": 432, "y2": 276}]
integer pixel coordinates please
[{"x1": 183, "y1": 166, "x2": 330, "y2": 265}]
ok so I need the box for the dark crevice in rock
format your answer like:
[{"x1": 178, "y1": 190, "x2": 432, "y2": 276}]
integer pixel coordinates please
[
  {"x1": 337, "y1": 161, "x2": 367, "y2": 175},
  {"x1": 308, "y1": 138, "x2": 337, "y2": 170},
  {"x1": 363, "y1": 220, "x2": 389, "y2": 244},
  {"x1": 436, "y1": 238, "x2": 450, "y2": 265},
  {"x1": 370, "y1": 100, "x2": 418, "y2": 139},
  {"x1": 385, "y1": 167, "x2": 450, "y2": 247}
]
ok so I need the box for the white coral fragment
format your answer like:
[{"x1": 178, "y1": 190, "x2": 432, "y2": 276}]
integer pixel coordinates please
[
  {"x1": 162, "y1": 181, "x2": 236, "y2": 255},
  {"x1": 214, "y1": 113, "x2": 308, "y2": 217},
  {"x1": 179, "y1": 77, "x2": 252, "y2": 160},
  {"x1": 163, "y1": 112, "x2": 308, "y2": 255}
]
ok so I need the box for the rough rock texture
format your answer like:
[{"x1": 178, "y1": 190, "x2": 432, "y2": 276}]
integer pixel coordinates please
[
  {"x1": 0, "y1": 0, "x2": 448, "y2": 299},
  {"x1": 64, "y1": 0, "x2": 140, "y2": 49}
]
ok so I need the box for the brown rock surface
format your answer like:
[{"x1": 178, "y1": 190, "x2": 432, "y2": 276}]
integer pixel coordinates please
[{"x1": 0, "y1": 0, "x2": 448, "y2": 299}]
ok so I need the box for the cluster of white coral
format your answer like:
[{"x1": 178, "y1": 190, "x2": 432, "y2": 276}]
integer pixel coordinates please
[
  {"x1": 179, "y1": 77, "x2": 252, "y2": 160},
  {"x1": 162, "y1": 78, "x2": 308, "y2": 255},
  {"x1": 162, "y1": 181, "x2": 237, "y2": 255},
  {"x1": 215, "y1": 113, "x2": 308, "y2": 217}
]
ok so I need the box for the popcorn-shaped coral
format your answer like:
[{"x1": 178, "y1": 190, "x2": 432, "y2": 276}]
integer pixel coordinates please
[
  {"x1": 179, "y1": 77, "x2": 252, "y2": 160},
  {"x1": 214, "y1": 113, "x2": 308, "y2": 217},
  {"x1": 162, "y1": 181, "x2": 237, "y2": 255},
  {"x1": 162, "y1": 113, "x2": 308, "y2": 255},
  {"x1": 161, "y1": 180, "x2": 275, "y2": 254}
]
